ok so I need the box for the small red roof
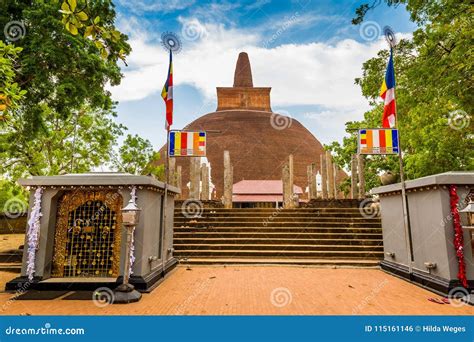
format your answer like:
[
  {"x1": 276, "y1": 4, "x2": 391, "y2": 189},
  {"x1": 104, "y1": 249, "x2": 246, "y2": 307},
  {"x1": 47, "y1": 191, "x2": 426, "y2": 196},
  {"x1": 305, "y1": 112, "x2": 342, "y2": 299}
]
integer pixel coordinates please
[
  {"x1": 233, "y1": 194, "x2": 283, "y2": 203},
  {"x1": 233, "y1": 180, "x2": 303, "y2": 195}
]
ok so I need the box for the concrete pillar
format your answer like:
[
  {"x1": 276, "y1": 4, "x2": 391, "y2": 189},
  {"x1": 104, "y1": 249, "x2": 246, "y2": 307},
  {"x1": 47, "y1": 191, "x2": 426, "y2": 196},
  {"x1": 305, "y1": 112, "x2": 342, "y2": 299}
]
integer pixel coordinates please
[
  {"x1": 326, "y1": 151, "x2": 334, "y2": 199},
  {"x1": 333, "y1": 163, "x2": 338, "y2": 199},
  {"x1": 307, "y1": 165, "x2": 313, "y2": 200},
  {"x1": 358, "y1": 154, "x2": 366, "y2": 199},
  {"x1": 176, "y1": 165, "x2": 182, "y2": 199},
  {"x1": 307, "y1": 163, "x2": 317, "y2": 200},
  {"x1": 289, "y1": 154, "x2": 294, "y2": 191},
  {"x1": 288, "y1": 155, "x2": 296, "y2": 207},
  {"x1": 223, "y1": 150, "x2": 233, "y2": 208},
  {"x1": 282, "y1": 163, "x2": 292, "y2": 208},
  {"x1": 320, "y1": 154, "x2": 328, "y2": 199},
  {"x1": 351, "y1": 154, "x2": 358, "y2": 199},
  {"x1": 201, "y1": 163, "x2": 210, "y2": 201},
  {"x1": 311, "y1": 163, "x2": 318, "y2": 200},
  {"x1": 189, "y1": 157, "x2": 200, "y2": 199}
]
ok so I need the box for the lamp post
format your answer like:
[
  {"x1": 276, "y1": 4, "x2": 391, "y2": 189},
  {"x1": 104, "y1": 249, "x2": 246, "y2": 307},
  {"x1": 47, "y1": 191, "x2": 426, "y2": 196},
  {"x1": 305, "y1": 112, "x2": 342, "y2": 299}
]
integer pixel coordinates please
[
  {"x1": 113, "y1": 197, "x2": 142, "y2": 304},
  {"x1": 459, "y1": 199, "x2": 474, "y2": 228},
  {"x1": 460, "y1": 199, "x2": 474, "y2": 262}
]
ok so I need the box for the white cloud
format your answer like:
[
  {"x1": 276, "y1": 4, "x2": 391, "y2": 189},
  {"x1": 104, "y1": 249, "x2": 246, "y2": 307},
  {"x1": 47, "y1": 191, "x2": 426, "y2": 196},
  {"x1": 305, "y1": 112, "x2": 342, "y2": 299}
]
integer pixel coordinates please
[
  {"x1": 110, "y1": 17, "x2": 410, "y2": 142},
  {"x1": 112, "y1": 18, "x2": 395, "y2": 105},
  {"x1": 302, "y1": 108, "x2": 362, "y2": 145},
  {"x1": 115, "y1": 0, "x2": 195, "y2": 14}
]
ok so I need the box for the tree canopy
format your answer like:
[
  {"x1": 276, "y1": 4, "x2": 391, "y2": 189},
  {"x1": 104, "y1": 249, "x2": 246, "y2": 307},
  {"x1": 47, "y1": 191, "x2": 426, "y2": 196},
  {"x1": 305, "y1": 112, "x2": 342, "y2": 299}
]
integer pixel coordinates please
[
  {"x1": 0, "y1": 0, "x2": 133, "y2": 209},
  {"x1": 0, "y1": 1, "x2": 131, "y2": 178},
  {"x1": 112, "y1": 134, "x2": 165, "y2": 179},
  {"x1": 329, "y1": 0, "x2": 473, "y2": 194}
]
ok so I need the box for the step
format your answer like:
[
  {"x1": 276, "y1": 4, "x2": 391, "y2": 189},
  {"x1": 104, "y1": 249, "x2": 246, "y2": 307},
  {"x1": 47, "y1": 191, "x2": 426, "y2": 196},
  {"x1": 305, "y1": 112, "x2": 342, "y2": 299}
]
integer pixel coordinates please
[
  {"x1": 174, "y1": 208, "x2": 365, "y2": 212},
  {"x1": 175, "y1": 213, "x2": 376, "y2": 219},
  {"x1": 175, "y1": 217, "x2": 380, "y2": 222},
  {"x1": 174, "y1": 232, "x2": 382, "y2": 239},
  {"x1": 175, "y1": 219, "x2": 381, "y2": 225},
  {"x1": 174, "y1": 238, "x2": 383, "y2": 246},
  {"x1": 0, "y1": 251, "x2": 23, "y2": 263},
  {"x1": 172, "y1": 206, "x2": 383, "y2": 264},
  {"x1": 174, "y1": 250, "x2": 384, "y2": 258},
  {"x1": 0, "y1": 263, "x2": 21, "y2": 272},
  {"x1": 175, "y1": 223, "x2": 381, "y2": 229},
  {"x1": 174, "y1": 243, "x2": 383, "y2": 251},
  {"x1": 174, "y1": 227, "x2": 382, "y2": 234},
  {"x1": 177, "y1": 258, "x2": 381, "y2": 267}
]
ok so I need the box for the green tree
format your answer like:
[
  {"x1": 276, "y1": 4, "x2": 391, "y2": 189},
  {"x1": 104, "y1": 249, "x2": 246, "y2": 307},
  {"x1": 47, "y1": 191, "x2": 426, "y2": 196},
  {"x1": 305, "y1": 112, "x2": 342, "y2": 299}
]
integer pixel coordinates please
[
  {"x1": 0, "y1": 178, "x2": 28, "y2": 214},
  {"x1": 330, "y1": 0, "x2": 473, "y2": 193},
  {"x1": 112, "y1": 134, "x2": 164, "y2": 179},
  {"x1": 59, "y1": 0, "x2": 128, "y2": 62},
  {"x1": 0, "y1": 0, "x2": 131, "y2": 179},
  {"x1": 0, "y1": 41, "x2": 26, "y2": 118},
  {"x1": 1, "y1": 105, "x2": 125, "y2": 178}
]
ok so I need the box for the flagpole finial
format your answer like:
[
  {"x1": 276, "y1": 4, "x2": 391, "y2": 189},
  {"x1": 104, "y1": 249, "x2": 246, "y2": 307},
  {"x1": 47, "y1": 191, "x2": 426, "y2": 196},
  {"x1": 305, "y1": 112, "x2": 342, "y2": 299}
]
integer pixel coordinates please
[
  {"x1": 383, "y1": 26, "x2": 397, "y2": 48},
  {"x1": 161, "y1": 31, "x2": 182, "y2": 53}
]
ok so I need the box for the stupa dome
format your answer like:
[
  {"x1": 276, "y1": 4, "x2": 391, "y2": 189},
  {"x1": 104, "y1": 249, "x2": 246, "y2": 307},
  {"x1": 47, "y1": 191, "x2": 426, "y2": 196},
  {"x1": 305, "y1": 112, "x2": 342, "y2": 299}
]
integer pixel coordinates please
[{"x1": 159, "y1": 52, "x2": 346, "y2": 198}]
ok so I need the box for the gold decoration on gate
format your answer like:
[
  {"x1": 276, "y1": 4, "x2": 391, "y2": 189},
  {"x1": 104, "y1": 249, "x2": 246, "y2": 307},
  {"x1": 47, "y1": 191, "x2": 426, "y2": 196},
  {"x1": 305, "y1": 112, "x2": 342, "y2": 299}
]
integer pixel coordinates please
[{"x1": 52, "y1": 190, "x2": 123, "y2": 277}]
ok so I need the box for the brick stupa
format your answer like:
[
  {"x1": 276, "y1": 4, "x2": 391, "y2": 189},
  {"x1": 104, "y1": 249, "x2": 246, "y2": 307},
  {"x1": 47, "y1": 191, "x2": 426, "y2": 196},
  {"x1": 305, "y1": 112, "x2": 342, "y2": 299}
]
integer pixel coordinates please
[{"x1": 159, "y1": 52, "x2": 346, "y2": 198}]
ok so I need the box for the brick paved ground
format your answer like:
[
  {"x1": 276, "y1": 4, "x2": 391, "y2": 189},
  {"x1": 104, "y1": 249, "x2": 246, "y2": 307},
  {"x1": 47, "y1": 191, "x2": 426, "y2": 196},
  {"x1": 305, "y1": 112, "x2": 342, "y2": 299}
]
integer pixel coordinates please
[
  {"x1": 0, "y1": 266, "x2": 472, "y2": 315},
  {"x1": 0, "y1": 234, "x2": 24, "y2": 252}
]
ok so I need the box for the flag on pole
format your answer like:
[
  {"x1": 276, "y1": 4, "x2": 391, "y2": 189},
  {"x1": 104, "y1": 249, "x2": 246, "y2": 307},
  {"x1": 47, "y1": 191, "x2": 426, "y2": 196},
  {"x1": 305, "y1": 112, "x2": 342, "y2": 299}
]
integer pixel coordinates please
[
  {"x1": 358, "y1": 129, "x2": 399, "y2": 154},
  {"x1": 161, "y1": 50, "x2": 173, "y2": 130},
  {"x1": 169, "y1": 131, "x2": 206, "y2": 156},
  {"x1": 380, "y1": 49, "x2": 396, "y2": 128}
]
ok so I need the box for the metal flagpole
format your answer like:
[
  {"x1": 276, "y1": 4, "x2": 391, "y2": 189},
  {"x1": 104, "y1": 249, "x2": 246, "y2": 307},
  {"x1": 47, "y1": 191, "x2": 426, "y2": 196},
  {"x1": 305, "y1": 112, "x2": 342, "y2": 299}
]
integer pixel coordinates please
[
  {"x1": 159, "y1": 32, "x2": 180, "y2": 279},
  {"x1": 160, "y1": 130, "x2": 169, "y2": 278},
  {"x1": 390, "y1": 43, "x2": 413, "y2": 275},
  {"x1": 397, "y1": 133, "x2": 413, "y2": 275}
]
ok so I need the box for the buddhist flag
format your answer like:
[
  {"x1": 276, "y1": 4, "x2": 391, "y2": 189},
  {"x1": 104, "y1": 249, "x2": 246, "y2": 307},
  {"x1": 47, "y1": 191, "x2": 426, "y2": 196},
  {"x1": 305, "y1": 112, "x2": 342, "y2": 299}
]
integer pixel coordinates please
[
  {"x1": 380, "y1": 49, "x2": 396, "y2": 128},
  {"x1": 169, "y1": 131, "x2": 206, "y2": 157},
  {"x1": 358, "y1": 129, "x2": 399, "y2": 155},
  {"x1": 161, "y1": 50, "x2": 173, "y2": 130}
]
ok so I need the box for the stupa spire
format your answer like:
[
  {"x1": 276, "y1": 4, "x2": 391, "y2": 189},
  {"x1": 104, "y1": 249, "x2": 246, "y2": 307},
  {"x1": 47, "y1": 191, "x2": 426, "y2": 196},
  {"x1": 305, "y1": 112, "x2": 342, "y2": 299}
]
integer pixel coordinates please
[
  {"x1": 233, "y1": 52, "x2": 253, "y2": 87},
  {"x1": 216, "y1": 52, "x2": 271, "y2": 112}
]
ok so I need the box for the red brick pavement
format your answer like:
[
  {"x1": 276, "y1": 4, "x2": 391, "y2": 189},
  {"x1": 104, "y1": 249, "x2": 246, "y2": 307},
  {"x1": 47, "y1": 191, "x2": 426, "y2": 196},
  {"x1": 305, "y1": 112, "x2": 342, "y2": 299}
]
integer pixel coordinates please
[{"x1": 0, "y1": 266, "x2": 472, "y2": 315}]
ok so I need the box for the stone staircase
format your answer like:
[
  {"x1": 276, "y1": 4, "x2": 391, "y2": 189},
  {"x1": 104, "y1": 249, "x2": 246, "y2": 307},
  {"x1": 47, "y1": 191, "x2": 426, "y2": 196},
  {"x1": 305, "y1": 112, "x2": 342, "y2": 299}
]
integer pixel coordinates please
[
  {"x1": 0, "y1": 250, "x2": 22, "y2": 272},
  {"x1": 173, "y1": 207, "x2": 383, "y2": 267}
]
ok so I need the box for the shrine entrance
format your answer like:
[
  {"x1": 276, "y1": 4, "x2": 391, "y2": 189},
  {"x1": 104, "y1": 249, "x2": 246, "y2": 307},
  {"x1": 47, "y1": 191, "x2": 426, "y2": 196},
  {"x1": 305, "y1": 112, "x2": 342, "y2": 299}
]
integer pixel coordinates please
[{"x1": 51, "y1": 190, "x2": 122, "y2": 278}]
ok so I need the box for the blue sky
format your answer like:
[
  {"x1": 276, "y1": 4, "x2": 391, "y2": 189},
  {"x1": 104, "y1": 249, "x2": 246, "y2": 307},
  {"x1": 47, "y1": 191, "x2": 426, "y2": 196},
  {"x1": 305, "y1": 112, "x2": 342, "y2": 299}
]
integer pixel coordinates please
[{"x1": 109, "y1": 0, "x2": 417, "y2": 152}]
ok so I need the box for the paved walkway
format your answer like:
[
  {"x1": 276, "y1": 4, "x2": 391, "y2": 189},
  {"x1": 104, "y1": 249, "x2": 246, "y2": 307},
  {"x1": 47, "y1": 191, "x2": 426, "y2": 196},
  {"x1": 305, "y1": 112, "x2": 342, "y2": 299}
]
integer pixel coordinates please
[
  {"x1": 0, "y1": 234, "x2": 24, "y2": 252},
  {"x1": 0, "y1": 266, "x2": 472, "y2": 315}
]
